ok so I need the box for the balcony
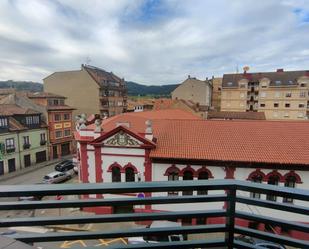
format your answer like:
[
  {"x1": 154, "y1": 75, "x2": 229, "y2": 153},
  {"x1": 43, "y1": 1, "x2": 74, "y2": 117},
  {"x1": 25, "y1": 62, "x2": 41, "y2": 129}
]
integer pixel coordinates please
[
  {"x1": 5, "y1": 147, "x2": 15, "y2": 153},
  {"x1": 23, "y1": 143, "x2": 31, "y2": 150},
  {"x1": 40, "y1": 140, "x2": 46, "y2": 146},
  {"x1": 0, "y1": 180, "x2": 308, "y2": 248}
]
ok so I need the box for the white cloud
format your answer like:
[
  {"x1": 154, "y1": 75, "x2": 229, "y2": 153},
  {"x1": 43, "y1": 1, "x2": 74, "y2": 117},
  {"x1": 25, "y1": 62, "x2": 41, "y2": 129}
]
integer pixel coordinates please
[{"x1": 0, "y1": 0, "x2": 308, "y2": 84}]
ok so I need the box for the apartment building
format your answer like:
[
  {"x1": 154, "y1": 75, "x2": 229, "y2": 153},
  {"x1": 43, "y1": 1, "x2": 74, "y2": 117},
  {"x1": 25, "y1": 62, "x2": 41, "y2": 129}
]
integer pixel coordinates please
[
  {"x1": 221, "y1": 69, "x2": 309, "y2": 120},
  {"x1": 27, "y1": 92, "x2": 75, "y2": 159},
  {"x1": 171, "y1": 76, "x2": 212, "y2": 107},
  {"x1": 210, "y1": 77, "x2": 222, "y2": 111},
  {"x1": 0, "y1": 104, "x2": 48, "y2": 176},
  {"x1": 44, "y1": 64, "x2": 127, "y2": 117}
]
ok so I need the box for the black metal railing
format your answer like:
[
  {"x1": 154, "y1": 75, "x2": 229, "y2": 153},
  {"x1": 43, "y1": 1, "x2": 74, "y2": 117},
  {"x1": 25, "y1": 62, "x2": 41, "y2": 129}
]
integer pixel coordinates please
[{"x1": 0, "y1": 180, "x2": 308, "y2": 248}]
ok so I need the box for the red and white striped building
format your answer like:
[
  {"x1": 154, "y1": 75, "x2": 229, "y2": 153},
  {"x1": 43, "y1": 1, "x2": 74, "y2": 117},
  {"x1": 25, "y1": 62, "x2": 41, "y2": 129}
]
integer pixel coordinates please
[{"x1": 74, "y1": 109, "x2": 309, "y2": 239}]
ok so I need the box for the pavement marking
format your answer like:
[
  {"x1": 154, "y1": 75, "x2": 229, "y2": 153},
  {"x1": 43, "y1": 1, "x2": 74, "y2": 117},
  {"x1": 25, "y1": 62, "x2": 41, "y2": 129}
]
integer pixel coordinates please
[
  {"x1": 60, "y1": 240, "x2": 87, "y2": 248},
  {"x1": 94, "y1": 238, "x2": 127, "y2": 246}
]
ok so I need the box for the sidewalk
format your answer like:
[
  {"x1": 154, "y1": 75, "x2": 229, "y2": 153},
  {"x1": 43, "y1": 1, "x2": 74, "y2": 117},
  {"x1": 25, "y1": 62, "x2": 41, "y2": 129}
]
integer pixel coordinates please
[{"x1": 0, "y1": 155, "x2": 72, "y2": 182}]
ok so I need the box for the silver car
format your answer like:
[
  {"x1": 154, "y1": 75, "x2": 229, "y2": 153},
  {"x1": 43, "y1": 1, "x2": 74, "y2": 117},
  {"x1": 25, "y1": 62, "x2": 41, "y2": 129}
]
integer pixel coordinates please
[{"x1": 43, "y1": 171, "x2": 71, "y2": 184}]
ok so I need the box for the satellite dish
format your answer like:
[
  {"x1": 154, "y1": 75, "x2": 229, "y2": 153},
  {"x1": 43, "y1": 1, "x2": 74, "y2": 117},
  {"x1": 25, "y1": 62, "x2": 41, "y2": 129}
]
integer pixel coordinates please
[{"x1": 243, "y1": 66, "x2": 250, "y2": 73}]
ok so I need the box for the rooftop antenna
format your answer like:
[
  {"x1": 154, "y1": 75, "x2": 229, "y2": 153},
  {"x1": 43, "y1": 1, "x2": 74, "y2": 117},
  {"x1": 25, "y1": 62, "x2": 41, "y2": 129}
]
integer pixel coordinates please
[{"x1": 236, "y1": 63, "x2": 239, "y2": 74}]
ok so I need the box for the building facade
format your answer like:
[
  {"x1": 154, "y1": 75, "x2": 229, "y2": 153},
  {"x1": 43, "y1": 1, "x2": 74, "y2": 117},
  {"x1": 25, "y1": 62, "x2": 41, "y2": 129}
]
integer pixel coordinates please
[
  {"x1": 171, "y1": 76, "x2": 212, "y2": 107},
  {"x1": 210, "y1": 77, "x2": 222, "y2": 111},
  {"x1": 75, "y1": 110, "x2": 309, "y2": 240},
  {"x1": 44, "y1": 64, "x2": 127, "y2": 118},
  {"x1": 221, "y1": 69, "x2": 309, "y2": 120},
  {"x1": 0, "y1": 105, "x2": 48, "y2": 176},
  {"x1": 27, "y1": 93, "x2": 75, "y2": 159}
]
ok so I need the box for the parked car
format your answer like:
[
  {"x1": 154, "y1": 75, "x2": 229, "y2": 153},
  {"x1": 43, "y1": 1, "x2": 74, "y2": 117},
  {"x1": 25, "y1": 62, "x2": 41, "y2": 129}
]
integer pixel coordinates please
[
  {"x1": 54, "y1": 159, "x2": 75, "y2": 172},
  {"x1": 235, "y1": 235, "x2": 286, "y2": 249},
  {"x1": 18, "y1": 196, "x2": 43, "y2": 201},
  {"x1": 43, "y1": 171, "x2": 71, "y2": 184},
  {"x1": 128, "y1": 221, "x2": 185, "y2": 245}
]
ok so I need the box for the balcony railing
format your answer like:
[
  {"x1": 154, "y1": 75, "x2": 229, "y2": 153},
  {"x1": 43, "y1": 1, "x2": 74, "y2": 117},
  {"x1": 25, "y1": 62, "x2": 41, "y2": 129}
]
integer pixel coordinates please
[
  {"x1": 0, "y1": 180, "x2": 308, "y2": 248},
  {"x1": 23, "y1": 143, "x2": 31, "y2": 149}
]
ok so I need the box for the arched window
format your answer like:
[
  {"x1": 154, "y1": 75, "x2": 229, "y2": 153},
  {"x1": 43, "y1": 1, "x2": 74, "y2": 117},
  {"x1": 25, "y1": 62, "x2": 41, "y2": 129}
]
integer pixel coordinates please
[
  {"x1": 125, "y1": 167, "x2": 135, "y2": 182},
  {"x1": 183, "y1": 170, "x2": 193, "y2": 195},
  {"x1": 112, "y1": 167, "x2": 121, "y2": 182},
  {"x1": 250, "y1": 174, "x2": 263, "y2": 199},
  {"x1": 197, "y1": 171, "x2": 209, "y2": 195},
  {"x1": 283, "y1": 175, "x2": 296, "y2": 203},
  {"x1": 165, "y1": 165, "x2": 180, "y2": 195},
  {"x1": 266, "y1": 175, "x2": 280, "y2": 201}
]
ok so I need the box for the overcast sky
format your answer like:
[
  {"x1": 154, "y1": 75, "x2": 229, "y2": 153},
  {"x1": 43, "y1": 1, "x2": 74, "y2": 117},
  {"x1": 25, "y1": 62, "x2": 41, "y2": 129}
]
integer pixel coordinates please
[{"x1": 0, "y1": 0, "x2": 308, "y2": 85}]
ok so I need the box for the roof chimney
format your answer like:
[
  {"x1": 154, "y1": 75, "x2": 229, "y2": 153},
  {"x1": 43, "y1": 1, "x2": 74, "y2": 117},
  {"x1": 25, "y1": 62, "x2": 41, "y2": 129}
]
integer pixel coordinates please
[
  {"x1": 277, "y1": 69, "x2": 284, "y2": 72},
  {"x1": 188, "y1": 75, "x2": 191, "y2": 79},
  {"x1": 145, "y1": 120, "x2": 153, "y2": 141}
]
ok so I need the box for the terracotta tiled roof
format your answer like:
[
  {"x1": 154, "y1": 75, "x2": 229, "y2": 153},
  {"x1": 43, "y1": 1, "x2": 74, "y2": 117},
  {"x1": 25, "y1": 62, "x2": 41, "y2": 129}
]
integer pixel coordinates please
[
  {"x1": 0, "y1": 104, "x2": 40, "y2": 116},
  {"x1": 95, "y1": 113, "x2": 309, "y2": 165},
  {"x1": 27, "y1": 92, "x2": 66, "y2": 98},
  {"x1": 83, "y1": 64, "x2": 123, "y2": 85},
  {"x1": 153, "y1": 99, "x2": 174, "y2": 110},
  {"x1": 207, "y1": 111, "x2": 266, "y2": 120}
]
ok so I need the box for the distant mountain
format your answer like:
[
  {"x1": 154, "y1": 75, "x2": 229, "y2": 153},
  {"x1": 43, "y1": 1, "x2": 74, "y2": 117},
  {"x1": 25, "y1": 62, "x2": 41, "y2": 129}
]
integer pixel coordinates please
[
  {"x1": 0, "y1": 80, "x2": 178, "y2": 96},
  {"x1": 0, "y1": 80, "x2": 43, "y2": 92},
  {"x1": 126, "y1": 81, "x2": 179, "y2": 96}
]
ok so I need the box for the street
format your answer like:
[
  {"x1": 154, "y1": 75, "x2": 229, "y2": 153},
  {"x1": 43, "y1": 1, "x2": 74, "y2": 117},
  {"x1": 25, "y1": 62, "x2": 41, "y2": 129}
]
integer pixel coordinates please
[{"x1": 0, "y1": 160, "x2": 133, "y2": 249}]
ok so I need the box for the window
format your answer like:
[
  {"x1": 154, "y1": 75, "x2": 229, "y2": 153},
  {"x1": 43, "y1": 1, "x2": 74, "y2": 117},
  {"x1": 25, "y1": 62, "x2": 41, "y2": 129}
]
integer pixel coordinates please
[
  {"x1": 299, "y1": 103, "x2": 305, "y2": 108},
  {"x1": 54, "y1": 114, "x2": 61, "y2": 121},
  {"x1": 274, "y1": 103, "x2": 279, "y2": 108},
  {"x1": 23, "y1": 136, "x2": 30, "y2": 145},
  {"x1": 275, "y1": 80, "x2": 281, "y2": 85},
  {"x1": 300, "y1": 83, "x2": 306, "y2": 87},
  {"x1": 64, "y1": 114, "x2": 70, "y2": 120},
  {"x1": 260, "y1": 103, "x2": 265, "y2": 108},
  {"x1": 53, "y1": 99, "x2": 59, "y2": 105},
  {"x1": 285, "y1": 103, "x2": 290, "y2": 108},
  {"x1": 239, "y1": 83, "x2": 246, "y2": 88},
  {"x1": 227, "y1": 82, "x2": 233, "y2": 86},
  {"x1": 298, "y1": 112, "x2": 304, "y2": 118},
  {"x1": 0, "y1": 118, "x2": 8, "y2": 127},
  {"x1": 167, "y1": 169, "x2": 179, "y2": 195},
  {"x1": 285, "y1": 92, "x2": 291, "y2": 97},
  {"x1": 284, "y1": 112, "x2": 289, "y2": 118},
  {"x1": 260, "y1": 92, "x2": 266, "y2": 98},
  {"x1": 60, "y1": 99, "x2": 64, "y2": 105},
  {"x1": 250, "y1": 174, "x2": 263, "y2": 199},
  {"x1": 182, "y1": 170, "x2": 193, "y2": 195},
  {"x1": 266, "y1": 175, "x2": 280, "y2": 201},
  {"x1": 5, "y1": 138, "x2": 15, "y2": 150},
  {"x1": 55, "y1": 131, "x2": 62, "y2": 138},
  {"x1": 283, "y1": 176, "x2": 296, "y2": 203},
  {"x1": 275, "y1": 92, "x2": 280, "y2": 98},
  {"x1": 125, "y1": 167, "x2": 135, "y2": 182},
  {"x1": 112, "y1": 167, "x2": 121, "y2": 182},
  {"x1": 40, "y1": 133, "x2": 46, "y2": 142},
  {"x1": 197, "y1": 171, "x2": 209, "y2": 195},
  {"x1": 240, "y1": 93, "x2": 245, "y2": 98},
  {"x1": 300, "y1": 92, "x2": 306, "y2": 98},
  {"x1": 64, "y1": 129, "x2": 71, "y2": 137}
]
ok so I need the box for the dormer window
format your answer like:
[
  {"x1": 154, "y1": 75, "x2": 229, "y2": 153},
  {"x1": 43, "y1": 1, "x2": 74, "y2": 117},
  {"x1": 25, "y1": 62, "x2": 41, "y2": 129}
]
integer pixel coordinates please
[
  {"x1": 288, "y1": 80, "x2": 294, "y2": 85},
  {"x1": 53, "y1": 99, "x2": 59, "y2": 105},
  {"x1": 227, "y1": 82, "x2": 233, "y2": 86},
  {"x1": 26, "y1": 116, "x2": 39, "y2": 125},
  {"x1": 0, "y1": 118, "x2": 8, "y2": 127},
  {"x1": 275, "y1": 80, "x2": 281, "y2": 85}
]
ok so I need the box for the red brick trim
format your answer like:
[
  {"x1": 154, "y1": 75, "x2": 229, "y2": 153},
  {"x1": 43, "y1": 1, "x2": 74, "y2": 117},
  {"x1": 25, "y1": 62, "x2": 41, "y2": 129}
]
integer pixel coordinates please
[
  {"x1": 123, "y1": 162, "x2": 138, "y2": 174},
  {"x1": 247, "y1": 169, "x2": 266, "y2": 181},
  {"x1": 264, "y1": 170, "x2": 284, "y2": 182},
  {"x1": 196, "y1": 166, "x2": 214, "y2": 179},
  {"x1": 283, "y1": 171, "x2": 302, "y2": 184},
  {"x1": 164, "y1": 164, "x2": 180, "y2": 176},
  {"x1": 107, "y1": 162, "x2": 122, "y2": 172}
]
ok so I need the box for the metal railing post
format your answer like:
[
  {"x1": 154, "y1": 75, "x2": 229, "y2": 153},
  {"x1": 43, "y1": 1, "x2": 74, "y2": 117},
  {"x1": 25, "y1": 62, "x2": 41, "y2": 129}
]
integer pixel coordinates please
[{"x1": 225, "y1": 187, "x2": 236, "y2": 249}]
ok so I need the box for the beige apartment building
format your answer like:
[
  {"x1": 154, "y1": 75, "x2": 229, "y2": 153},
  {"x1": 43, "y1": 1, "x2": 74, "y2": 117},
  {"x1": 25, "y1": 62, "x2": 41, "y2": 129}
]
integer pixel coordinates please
[
  {"x1": 221, "y1": 69, "x2": 309, "y2": 120},
  {"x1": 171, "y1": 76, "x2": 212, "y2": 107},
  {"x1": 44, "y1": 65, "x2": 127, "y2": 118}
]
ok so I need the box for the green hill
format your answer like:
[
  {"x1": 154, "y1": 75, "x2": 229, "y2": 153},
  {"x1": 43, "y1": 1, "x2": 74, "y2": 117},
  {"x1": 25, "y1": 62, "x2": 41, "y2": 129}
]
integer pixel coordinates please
[{"x1": 0, "y1": 80, "x2": 178, "y2": 96}]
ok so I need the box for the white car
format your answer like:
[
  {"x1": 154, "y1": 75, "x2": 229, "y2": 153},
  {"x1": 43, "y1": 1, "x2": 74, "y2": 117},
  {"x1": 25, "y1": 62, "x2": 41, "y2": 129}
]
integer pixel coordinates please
[
  {"x1": 128, "y1": 221, "x2": 185, "y2": 245},
  {"x1": 43, "y1": 171, "x2": 71, "y2": 184}
]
